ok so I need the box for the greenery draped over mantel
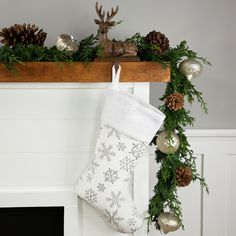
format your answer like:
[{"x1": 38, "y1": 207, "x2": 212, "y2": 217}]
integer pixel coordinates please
[{"x1": 0, "y1": 31, "x2": 211, "y2": 231}]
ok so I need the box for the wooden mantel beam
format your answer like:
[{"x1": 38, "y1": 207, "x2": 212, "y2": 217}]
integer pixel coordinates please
[{"x1": 0, "y1": 62, "x2": 170, "y2": 83}]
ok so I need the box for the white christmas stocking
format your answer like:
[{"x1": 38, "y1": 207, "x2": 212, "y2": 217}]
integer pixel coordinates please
[{"x1": 74, "y1": 66, "x2": 165, "y2": 233}]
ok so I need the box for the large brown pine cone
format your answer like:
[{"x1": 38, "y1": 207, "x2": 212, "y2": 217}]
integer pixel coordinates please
[
  {"x1": 0, "y1": 23, "x2": 47, "y2": 47},
  {"x1": 165, "y1": 92, "x2": 184, "y2": 111},
  {"x1": 176, "y1": 166, "x2": 192, "y2": 187},
  {"x1": 145, "y1": 31, "x2": 169, "y2": 54}
]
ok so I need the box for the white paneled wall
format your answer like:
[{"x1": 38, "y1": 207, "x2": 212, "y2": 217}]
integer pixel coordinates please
[
  {"x1": 0, "y1": 83, "x2": 235, "y2": 236},
  {"x1": 0, "y1": 82, "x2": 149, "y2": 236},
  {"x1": 149, "y1": 130, "x2": 236, "y2": 236}
]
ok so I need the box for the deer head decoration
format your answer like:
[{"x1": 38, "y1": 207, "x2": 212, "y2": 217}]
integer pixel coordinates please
[{"x1": 94, "y1": 2, "x2": 137, "y2": 57}]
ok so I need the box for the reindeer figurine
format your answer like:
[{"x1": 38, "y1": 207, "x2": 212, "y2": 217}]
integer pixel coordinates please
[{"x1": 94, "y1": 2, "x2": 137, "y2": 57}]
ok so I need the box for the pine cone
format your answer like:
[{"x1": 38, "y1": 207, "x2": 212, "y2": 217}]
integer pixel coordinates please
[
  {"x1": 165, "y1": 92, "x2": 184, "y2": 111},
  {"x1": 176, "y1": 166, "x2": 192, "y2": 187},
  {"x1": 0, "y1": 23, "x2": 47, "y2": 47},
  {"x1": 145, "y1": 31, "x2": 169, "y2": 54}
]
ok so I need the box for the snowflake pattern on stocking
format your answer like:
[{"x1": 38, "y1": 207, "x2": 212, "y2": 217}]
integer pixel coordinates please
[
  {"x1": 106, "y1": 191, "x2": 125, "y2": 208},
  {"x1": 76, "y1": 124, "x2": 150, "y2": 233},
  {"x1": 132, "y1": 206, "x2": 142, "y2": 219},
  {"x1": 97, "y1": 143, "x2": 115, "y2": 161},
  {"x1": 85, "y1": 188, "x2": 97, "y2": 204},
  {"x1": 103, "y1": 168, "x2": 119, "y2": 184},
  {"x1": 120, "y1": 156, "x2": 135, "y2": 173},
  {"x1": 87, "y1": 173, "x2": 92, "y2": 182},
  {"x1": 117, "y1": 142, "x2": 126, "y2": 151},
  {"x1": 129, "y1": 142, "x2": 146, "y2": 160},
  {"x1": 97, "y1": 183, "x2": 106, "y2": 192},
  {"x1": 104, "y1": 209, "x2": 124, "y2": 228},
  {"x1": 106, "y1": 125, "x2": 120, "y2": 140},
  {"x1": 128, "y1": 218, "x2": 136, "y2": 227},
  {"x1": 88, "y1": 160, "x2": 100, "y2": 175}
]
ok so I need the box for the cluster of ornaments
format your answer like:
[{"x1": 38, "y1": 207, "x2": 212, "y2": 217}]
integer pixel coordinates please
[{"x1": 153, "y1": 47, "x2": 203, "y2": 234}]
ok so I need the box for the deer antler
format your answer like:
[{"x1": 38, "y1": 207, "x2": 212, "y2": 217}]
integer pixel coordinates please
[
  {"x1": 106, "y1": 6, "x2": 119, "y2": 23},
  {"x1": 95, "y1": 2, "x2": 105, "y2": 22}
]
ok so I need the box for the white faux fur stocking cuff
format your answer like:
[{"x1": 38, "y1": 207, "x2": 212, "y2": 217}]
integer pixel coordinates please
[{"x1": 102, "y1": 88, "x2": 165, "y2": 143}]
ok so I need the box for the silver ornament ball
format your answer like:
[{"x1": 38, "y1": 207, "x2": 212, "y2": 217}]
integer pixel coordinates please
[
  {"x1": 158, "y1": 212, "x2": 181, "y2": 234},
  {"x1": 56, "y1": 34, "x2": 79, "y2": 52},
  {"x1": 156, "y1": 131, "x2": 180, "y2": 154},
  {"x1": 179, "y1": 58, "x2": 203, "y2": 80}
]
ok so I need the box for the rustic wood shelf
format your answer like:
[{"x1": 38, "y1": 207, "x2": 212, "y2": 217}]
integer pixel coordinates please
[{"x1": 0, "y1": 62, "x2": 170, "y2": 83}]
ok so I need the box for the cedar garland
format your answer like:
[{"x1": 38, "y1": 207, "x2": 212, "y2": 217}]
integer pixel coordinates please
[
  {"x1": 0, "y1": 29, "x2": 210, "y2": 231},
  {"x1": 129, "y1": 33, "x2": 210, "y2": 229}
]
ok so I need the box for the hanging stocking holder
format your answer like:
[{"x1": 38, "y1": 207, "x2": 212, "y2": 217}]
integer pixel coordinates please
[{"x1": 74, "y1": 64, "x2": 165, "y2": 233}]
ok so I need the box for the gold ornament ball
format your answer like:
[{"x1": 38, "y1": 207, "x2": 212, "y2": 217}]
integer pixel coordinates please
[
  {"x1": 158, "y1": 212, "x2": 181, "y2": 234},
  {"x1": 179, "y1": 58, "x2": 203, "y2": 80},
  {"x1": 56, "y1": 34, "x2": 79, "y2": 52},
  {"x1": 156, "y1": 131, "x2": 180, "y2": 154}
]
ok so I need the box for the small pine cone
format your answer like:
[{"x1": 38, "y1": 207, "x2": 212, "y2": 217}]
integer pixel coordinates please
[
  {"x1": 165, "y1": 92, "x2": 184, "y2": 111},
  {"x1": 145, "y1": 31, "x2": 169, "y2": 54},
  {"x1": 0, "y1": 23, "x2": 47, "y2": 47},
  {"x1": 176, "y1": 166, "x2": 192, "y2": 187}
]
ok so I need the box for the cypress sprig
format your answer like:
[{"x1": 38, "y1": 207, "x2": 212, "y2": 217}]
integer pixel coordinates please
[{"x1": 129, "y1": 34, "x2": 210, "y2": 230}]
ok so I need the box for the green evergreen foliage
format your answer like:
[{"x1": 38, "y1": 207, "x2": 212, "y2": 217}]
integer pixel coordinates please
[
  {"x1": 129, "y1": 33, "x2": 210, "y2": 229},
  {"x1": 0, "y1": 31, "x2": 210, "y2": 231},
  {"x1": 0, "y1": 34, "x2": 99, "y2": 69}
]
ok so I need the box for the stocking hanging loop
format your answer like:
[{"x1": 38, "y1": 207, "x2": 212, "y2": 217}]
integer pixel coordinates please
[{"x1": 112, "y1": 64, "x2": 121, "y2": 89}]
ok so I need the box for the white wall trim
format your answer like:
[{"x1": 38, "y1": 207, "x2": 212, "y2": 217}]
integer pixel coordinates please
[{"x1": 185, "y1": 129, "x2": 236, "y2": 139}]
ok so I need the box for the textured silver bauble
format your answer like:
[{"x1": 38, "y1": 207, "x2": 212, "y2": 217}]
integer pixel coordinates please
[
  {"x1": 158, "y1": 212, "x2": 181, "y2": 234},
  {"x1": 179, "y1": 58, "x2": 203, "y2": 80},
  {"x1": 56, "y1": 34, "x2": 79, "y2": 52},
  {"x1": 156, "y1": 131, "x2": 180, "y2": 154}
]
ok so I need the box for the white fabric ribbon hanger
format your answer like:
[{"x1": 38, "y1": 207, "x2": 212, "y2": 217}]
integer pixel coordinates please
[{"x1": 112, "y1": 64, "x2": 121, "y2": 89}]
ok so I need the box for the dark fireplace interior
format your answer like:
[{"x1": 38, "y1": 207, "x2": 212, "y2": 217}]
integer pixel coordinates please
[{"x1": 0, "y1": 206, "x2": 64, "y2": 236}]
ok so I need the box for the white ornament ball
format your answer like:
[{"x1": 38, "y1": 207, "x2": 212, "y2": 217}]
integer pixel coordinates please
[
  {"x1": 156, "y1": 131, "x2": 180, "y2": 154},
  {"x1": 179, "y1": 58, "x2": 203, "y2": 80},
  {"x1": 158, "y1": 212, "x2": 181, "y2": 234},
  {"x1": 56, "y1": 34, "x2": 79, "y2": 52}
]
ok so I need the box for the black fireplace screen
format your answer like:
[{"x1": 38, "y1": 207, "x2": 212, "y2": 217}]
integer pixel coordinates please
[{"x1": 0, "y1": 206, "x2": 64, "y2": 236}]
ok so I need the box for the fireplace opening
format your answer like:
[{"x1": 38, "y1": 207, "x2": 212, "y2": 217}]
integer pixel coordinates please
[{"x1": 0, "y1": 206, "x2": 64, "y2": 236}]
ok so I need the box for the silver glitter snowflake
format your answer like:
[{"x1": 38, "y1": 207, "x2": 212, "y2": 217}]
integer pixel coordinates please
[
  {"x1": 87, "y1": 173, "x2": 92, "y2": 182},
  {"x1": 103, "y1": 168, "x2": 119, "y2": 184},
  {"x1": 129, "y1": 142, "x2": 146, "y2": 160},
  {"x1": 120, "y1": 156, "x2": 135, "y2": 173},
  {"x1": 85, "y1": 188, "x2": 97, "y2": 204},
  {"x1": 117, "y1": 142, "x2": 126, "y2": 151},
  {"x1": 97, "y1": 143, "x2": 115, "y2": 161},
  {"x1": 106, "y1": 191, "x2": 125, "y2": 208},
  {"x1": 132, "y1": 206, "x2": 142, "y2": 219},
  {"x1": 128, "y1": 218, "x2": 136, "y2": 227},
  {"x1": 106, "y1": 125, "x2": 120, "y2": 140},
  {"x1": 104, "y1": 209, "x2": 124, "y2": 228},
  {"x1": 97, "y1": 183, "x2": 106, "y2": 192},
  {"x1": 88, "y1": 160, "x2": 100, "y2": 174}
]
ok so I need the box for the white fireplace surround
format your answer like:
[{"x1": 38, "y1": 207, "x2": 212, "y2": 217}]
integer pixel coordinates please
[
  {"x1": 0, "y1": 83, "x2": 235, "y2": 236},
  {"x1": 0, "y1": 82, "x2": 150, "y2": 236}
]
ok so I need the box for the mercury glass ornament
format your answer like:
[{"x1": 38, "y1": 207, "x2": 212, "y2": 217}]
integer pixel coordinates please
[
  {"x1": 56, "y1": 34, "x2": 79, "y2": 52},
  {"x1": 156, "y1": 131, "x2": 180, "y2": 154},
  {"x1": 179, "y1": 58, "x2": 203, "y2": 80},
  {"x1": 158, "y1": 212, "x2": 181, "y2": 234}
]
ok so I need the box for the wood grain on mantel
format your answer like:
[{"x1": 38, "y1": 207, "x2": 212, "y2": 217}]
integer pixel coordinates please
[{"x1": 0, "y1": 62, "x2": 170, "y2": 83}]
